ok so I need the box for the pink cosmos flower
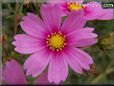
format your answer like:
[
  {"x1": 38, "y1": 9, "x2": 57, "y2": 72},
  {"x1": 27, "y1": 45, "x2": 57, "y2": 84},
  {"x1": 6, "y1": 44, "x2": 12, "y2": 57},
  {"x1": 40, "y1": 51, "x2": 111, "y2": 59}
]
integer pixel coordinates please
[
  {"x1": 12, "y1": 4, "x2": 97, "y2": 84},
  {"x1": 47, "y1": 0, "x2": 113, "y2": 20},
  {"x1": 2, "y1": 59, "x2": 50, "y2": 85}
]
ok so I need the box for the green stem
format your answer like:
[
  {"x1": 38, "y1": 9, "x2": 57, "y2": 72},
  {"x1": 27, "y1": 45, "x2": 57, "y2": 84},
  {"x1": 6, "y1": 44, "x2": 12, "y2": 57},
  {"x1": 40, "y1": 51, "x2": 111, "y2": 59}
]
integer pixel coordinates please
[
  {"x1": 91, "y1": 73, "x2": 104, "y2": 84},
  {"x1": 7, "y1": 4, "x2": 14, "y2": 13},
  {"x1": 19, "y1": 2, "x2": 24, "y2": 13},
  {"x1": 91, "y1": 59, "x2": 113, "y2": 84}
]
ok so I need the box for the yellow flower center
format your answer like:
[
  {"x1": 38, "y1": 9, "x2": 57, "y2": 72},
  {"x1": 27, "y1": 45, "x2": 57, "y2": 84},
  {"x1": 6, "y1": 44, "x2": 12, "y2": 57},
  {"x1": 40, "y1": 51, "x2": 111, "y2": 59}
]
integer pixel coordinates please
[
  {"x1": 46, "y1": 32, "x2": 66, "y2": 51},
  {"x1": 67, "y1": 2, "x2": 83, "y2": 11}
]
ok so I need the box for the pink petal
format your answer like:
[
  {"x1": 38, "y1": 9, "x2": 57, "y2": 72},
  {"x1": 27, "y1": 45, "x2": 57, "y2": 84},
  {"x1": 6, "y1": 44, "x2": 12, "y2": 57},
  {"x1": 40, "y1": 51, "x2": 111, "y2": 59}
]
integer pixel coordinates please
[
  {"x1": 63, "y1": 47, "x2": 93, "y2": 73},
  {"x1": 56, "y1": 3, "x2": 70, "y2": 16},
  {"x1": 70, "y1": 48, "x2": 93, "y2": 70},
  {"x1": 61, "y1": 11, "x2": 86, "y2": 34},
  {"x1": 2, "y1": 59, "x2": 27, "y2": 84},
  {"x1": 67, "y1": 27, "x2": 97, "y2": 37},
  {"x1": 67, "y1": 28, "x2": 97, "y2": 47},
  {"x1": 34, "y1": 71, "x2": 52, "y2": 85},
  {"x1": 47, "y1": 0, "x2": 66, "y2": 4},
  {"x1": 46, "y1": 0, "x2": 68, "y2": 16},
  {"x1": 23, "y1": 48, "x2": 52, "y2": 77},
  {"x1": 72, "y1": 38, "x2": 97, "y2": 47},
  {"x1": 84, "y1": 2, "x2": 113, "y2": 20},
  {"x1": 73, "y1": 48, "x2": 93, "y2": 64},
  {"x1": 84, "y1": 2, "x2": 114, "y2": 20},
  {"x1": 84, "y1": 2, "x2": 103, "y2": 20},
  {"x1": 12, "y1": 34, "x2": 45, "y2": 54},
  {"x1": 62, "y1": 48, "x2": 83, "y2": 74},
  {"x1": 69, "y1": 0, "x2": 84, "y2": 3},
  {"x1": 40, "y1": 4, "x2": 61, "y2": 32},
  {"x1": 20, "y1": 12, "x2": 48, "y2": 38},
  {"x1": 47, "y1": 0, "x2": 84, "y2": 3},
  {"x1": 97, "y1": 9, "x2": 114, "y2": 20},
  {"x1": 47, "y1": 0, "x2": 84, "y2": 16},
  {"x1": 48, "y1": 53, "x2": 68, "y2": 84}
]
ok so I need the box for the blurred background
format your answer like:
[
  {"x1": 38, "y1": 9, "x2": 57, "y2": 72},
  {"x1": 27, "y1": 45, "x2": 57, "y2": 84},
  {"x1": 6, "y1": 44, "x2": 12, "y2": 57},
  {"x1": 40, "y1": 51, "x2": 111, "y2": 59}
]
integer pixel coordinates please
[{"x1": 1, "y1": 0, "x2": 114, "y2": 85}]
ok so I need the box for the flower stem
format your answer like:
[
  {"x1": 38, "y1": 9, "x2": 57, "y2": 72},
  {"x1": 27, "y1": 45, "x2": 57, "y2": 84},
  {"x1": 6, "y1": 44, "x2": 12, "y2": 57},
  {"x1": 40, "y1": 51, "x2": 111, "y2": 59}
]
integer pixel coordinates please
[{"x1": 14, "y1": 0, "x2": 19, "y2": 36}]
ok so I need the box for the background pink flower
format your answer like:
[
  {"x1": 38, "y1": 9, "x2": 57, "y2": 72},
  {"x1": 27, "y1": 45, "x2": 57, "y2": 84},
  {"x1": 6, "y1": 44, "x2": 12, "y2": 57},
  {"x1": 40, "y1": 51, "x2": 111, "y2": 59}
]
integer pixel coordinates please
[
  {"x1": 13, "y1": 4, "x2": 97, "y2": 84},
  {"x1": 2, "y1": 59, "x2": 50, "y2": 85},
  {"x1": 47, "y1": 0, "x2": 113, "y2": 20},
  {"x1": 34, "y1": 71, "x2": 55, "y2": 85},
  {"x1": 2, "y1": 59, "x2": 27, "y2": 84}
]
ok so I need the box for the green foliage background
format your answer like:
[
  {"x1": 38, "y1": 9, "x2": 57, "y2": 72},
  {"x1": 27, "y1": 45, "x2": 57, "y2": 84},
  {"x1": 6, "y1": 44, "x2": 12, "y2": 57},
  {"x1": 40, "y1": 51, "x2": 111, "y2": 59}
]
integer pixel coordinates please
[{"x1": 2, "y1": 0, "x2": 114, "y2": 85}]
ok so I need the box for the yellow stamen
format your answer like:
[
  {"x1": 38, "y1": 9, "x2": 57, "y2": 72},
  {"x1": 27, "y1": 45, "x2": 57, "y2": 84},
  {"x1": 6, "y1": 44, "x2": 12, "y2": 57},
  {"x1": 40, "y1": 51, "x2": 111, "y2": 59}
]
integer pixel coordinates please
[
  {"x1": 46, "y1": 32, "x2": 66, "y2": 51},
  {"x1": 67, "y1": 2, "x2": 83, "y2": 11}
]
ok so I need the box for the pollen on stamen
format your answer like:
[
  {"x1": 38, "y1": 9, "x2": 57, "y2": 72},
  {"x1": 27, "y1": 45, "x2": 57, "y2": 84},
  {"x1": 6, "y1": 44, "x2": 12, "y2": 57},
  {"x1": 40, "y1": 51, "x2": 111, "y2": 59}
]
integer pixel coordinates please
[
  {"x1": 54, "y1": 32, "x2": 56, "y2": 35},
  {"x1": 67, "y1": 2, "x2": 83, "y2": 11},
  {"x1": 59, "y1": 48, "x2": 62, "y2": 51},
  {"x1": 46, "y1": 32, "x2": 66, "y2": 51},
  {"x1": 67, "y1": 2, "x2": 70, "y2": 5},
  {"x1": 49, "y1": 47, "x2": 53, "y2": 50},
  {"x1": 61, "y1": 45, "x2": 64, "y2": 48},
  {"x1": 63, "y1": 35, "x2": 66, "y2": 38},
  {"x1": 64, "y1": 43, "x2": 66, "y2": 45},
  {"x1": 56, "y1": 49, "x2": 59, "y2": 51},
  {"x1": 58, "y1": 32, "x2": 62, "y2": 35},
  {"x1": 48, "y1": 35, "x2": 50, "y2": 38},
  {"x1": 51, "y1": 33, "x2": 53, "y2": 35},
  {"x1": 46, "y1": 41, "x2": 49, "y2": 44}
]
